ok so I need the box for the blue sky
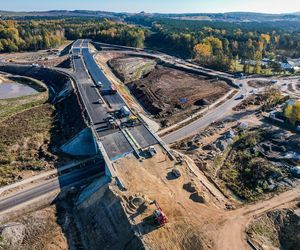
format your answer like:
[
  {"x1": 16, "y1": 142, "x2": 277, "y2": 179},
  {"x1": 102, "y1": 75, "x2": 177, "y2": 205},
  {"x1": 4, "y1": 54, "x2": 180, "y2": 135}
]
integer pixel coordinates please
[{"x1": 1, "y1": 0, "x2": 299, "y2": 14}]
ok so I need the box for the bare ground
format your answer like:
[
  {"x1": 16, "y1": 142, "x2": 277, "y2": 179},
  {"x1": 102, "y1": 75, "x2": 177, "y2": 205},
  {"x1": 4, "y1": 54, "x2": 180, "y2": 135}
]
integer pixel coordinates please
[
  {"x1": 113, "y1": 147, "x2": 225, "y2": 250},
  {"x1": 128, "y1": 65, "x2": 230, "y2": 126},
  {"x1": 0, "y1": 205, "x2": 67, "y2": 250},
  {"x1": 246, "y1": 205, "x2": 300, "y2": 249},
  {"x1": 108, "y1": 56, "x2": 156, "y2": 83},
  {"x1": 96, "y1": 52, "x2": 231, "y2": 127},
  {"x1": 112, "y1": 145, "x2": 300, "y2": 250}
]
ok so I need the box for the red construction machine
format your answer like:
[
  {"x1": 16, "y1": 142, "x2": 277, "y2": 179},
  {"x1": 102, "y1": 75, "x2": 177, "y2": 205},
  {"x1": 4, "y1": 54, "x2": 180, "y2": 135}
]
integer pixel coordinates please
[{"x1": 153, "y1": 201, "x2": 168, "y2": 226}]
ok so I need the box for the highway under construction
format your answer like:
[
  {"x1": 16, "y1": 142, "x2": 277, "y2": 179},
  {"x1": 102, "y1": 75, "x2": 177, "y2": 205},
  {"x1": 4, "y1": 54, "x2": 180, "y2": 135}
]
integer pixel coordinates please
[{"x1": 72, "y1": 39, "x2": 159, "y2": 162}]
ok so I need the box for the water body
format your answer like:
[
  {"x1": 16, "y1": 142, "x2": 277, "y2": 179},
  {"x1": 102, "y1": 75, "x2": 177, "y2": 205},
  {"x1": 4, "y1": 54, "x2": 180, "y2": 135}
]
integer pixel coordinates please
[{"x1": 0, "y1": 82, "x2": 38, "y2": 99}]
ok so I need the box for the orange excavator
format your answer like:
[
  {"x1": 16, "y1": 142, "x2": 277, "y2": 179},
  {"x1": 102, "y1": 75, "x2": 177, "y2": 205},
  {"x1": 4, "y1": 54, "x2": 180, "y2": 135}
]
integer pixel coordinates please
[{"x1": 153, "y1": 201, "x2": 168, "y2": 226}]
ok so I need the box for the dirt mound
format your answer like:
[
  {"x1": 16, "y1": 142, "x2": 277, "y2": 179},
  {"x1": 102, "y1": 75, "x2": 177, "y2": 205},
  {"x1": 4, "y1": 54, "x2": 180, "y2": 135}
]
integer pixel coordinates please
[
  {"x1": 248, "y1": 80, "x2": 274, "y2": 88},
  {"x1": 56, "y1": 57, "x2": 71, "y2": 68},
  {"x1": 109, "y1": 56, "x2": 156, "y2": 83},
  {"x1": 128, "y1": 65, "x2": 230, "y2": 125},
  {"x1": 183, "y1": 182, "x2": 197, "y2": 193},
  {"x1": 247, "y1": 208, "x2": 300, "y2": 249},
  {"x1": 0, "y1": 206, "x2": 67, "y2": 250},
  {"x1": 190, "y1": 192, "x2": 205, "y2": 203},
  {"x1": 75, "y1": 182, "x2": 144, "y2": 250}
]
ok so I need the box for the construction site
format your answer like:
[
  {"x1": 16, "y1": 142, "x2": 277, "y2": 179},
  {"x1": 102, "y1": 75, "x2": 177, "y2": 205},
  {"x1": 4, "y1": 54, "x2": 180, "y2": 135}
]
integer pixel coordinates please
[
  {"x1": 97, "y1": 52, "x2": 231, "y2": 127},
  {"x1": 0, "y1": 40, "x2": 300, "y2": 250}
]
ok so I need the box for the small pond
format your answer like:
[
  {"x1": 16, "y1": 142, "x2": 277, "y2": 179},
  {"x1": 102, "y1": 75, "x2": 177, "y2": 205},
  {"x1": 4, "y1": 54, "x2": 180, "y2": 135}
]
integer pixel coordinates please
[{"x1": 0, "y1": 82, "x2": 38, "y2": 99}]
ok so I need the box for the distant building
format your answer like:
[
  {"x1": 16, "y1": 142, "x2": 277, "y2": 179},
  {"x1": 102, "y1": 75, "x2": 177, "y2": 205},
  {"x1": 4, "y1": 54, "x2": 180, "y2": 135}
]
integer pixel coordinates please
[
  {"x1": 261, "y1": 58, "x2": 271, "y2": 67},
  {"x1": 280, "y1": 62, "x2": 293, "y2": 70},
  {"x1": 287, "y1": 59, "x2": 300, "y2": 71}
]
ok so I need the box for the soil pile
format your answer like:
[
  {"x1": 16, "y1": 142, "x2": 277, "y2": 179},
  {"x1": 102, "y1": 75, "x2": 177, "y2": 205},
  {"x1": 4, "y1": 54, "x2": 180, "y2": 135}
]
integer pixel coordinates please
[{"x1": 247, "y1": 207, "x2": 300, "y2": 249}]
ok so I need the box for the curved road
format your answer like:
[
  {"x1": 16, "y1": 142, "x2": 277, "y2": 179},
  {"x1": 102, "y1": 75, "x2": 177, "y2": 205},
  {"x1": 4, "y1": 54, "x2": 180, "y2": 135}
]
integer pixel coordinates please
[{"x1": 162, "y1": 88, "x2": 247, "y2": 143}]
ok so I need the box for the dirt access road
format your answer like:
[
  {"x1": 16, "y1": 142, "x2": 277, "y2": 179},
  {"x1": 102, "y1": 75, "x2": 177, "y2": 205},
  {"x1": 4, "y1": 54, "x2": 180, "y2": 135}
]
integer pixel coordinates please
[
  {"x1": 113, "y1": 146, "x2": 300, "y2": 250},
  {"x1": 215, "y1": 185, "x2": 300, "y2": 250}
]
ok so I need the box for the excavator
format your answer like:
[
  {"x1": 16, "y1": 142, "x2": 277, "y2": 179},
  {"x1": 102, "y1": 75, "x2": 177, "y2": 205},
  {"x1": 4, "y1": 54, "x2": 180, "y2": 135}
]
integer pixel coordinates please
[{"x1": 153, "y1": 201, "x2": 168, "y2": 226}]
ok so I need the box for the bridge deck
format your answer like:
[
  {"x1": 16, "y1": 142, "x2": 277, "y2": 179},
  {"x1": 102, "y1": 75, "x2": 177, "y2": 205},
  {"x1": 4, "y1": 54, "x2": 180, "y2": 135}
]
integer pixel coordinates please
[{"x1": 71, "y1": 39, "x2": 158, "y2": 161}]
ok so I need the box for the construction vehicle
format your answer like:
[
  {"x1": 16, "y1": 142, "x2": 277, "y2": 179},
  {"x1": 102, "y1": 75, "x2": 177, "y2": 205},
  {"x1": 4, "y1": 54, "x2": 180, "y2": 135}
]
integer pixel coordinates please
[
  {"x1": 128, "y1": 115, "x2": 139, "y2": 126},
  {"x1": 101, "y1": 84, "x2": 117, "y2": 95},
  {"x1": 142, "y1": 146, "x2": 157, "y2": 158},
  {"x1": 108, "y1": 84, "x2": 117, "y2": 94},
  {"x1": 119, "y1": 106, "x2": 130, "y2": 118},
  {"x1": 121, "y1": 115, "x2": 140, "y2": 128},
  {"x1": 153, "y1": 201, "x2": 168, "y2": 226},
  {"x1": 108, "y1": 118, "x2": 117, "y2": 129},
  {"x1": 148, "y1": 146, "x2": 156, "y2": 157}
]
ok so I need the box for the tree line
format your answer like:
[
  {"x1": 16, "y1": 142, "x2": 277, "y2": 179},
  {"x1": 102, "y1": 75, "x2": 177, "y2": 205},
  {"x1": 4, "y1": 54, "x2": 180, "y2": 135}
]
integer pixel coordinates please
[
  {"x1": 64, "y1": 18, "x2": 145, "y2": 48},
  {"x1": 0, "y1": 20, "x2": 65, "y2": 52},
  {"x1": 128, "y1": 17, "x2": 300, "y2": 72},
  {"x1": 0, "y1": 18, "x2": 146, "y2": 53},
  {"x1": 2, "y1": 16, "x2": 300, "y2": 74}
]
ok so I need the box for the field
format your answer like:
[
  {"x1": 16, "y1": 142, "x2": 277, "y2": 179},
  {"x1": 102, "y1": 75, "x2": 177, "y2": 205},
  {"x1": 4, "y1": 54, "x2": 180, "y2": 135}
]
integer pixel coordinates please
[
  {"x1": 0, "y1": 103, "x2": 59, "y2": 186},
  {"x1": 0, "y1": 71, "x2": 85, "y2": 186}
]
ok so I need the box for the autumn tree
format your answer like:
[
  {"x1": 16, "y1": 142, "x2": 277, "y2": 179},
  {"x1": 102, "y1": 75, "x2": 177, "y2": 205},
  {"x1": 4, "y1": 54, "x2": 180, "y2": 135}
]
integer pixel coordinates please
[
  {"x1": 193, "y1": 42, "x2": 212, "y2": 60},
  {"x1": 284, "y1": 101, "x2": 300, "y2": 125}
]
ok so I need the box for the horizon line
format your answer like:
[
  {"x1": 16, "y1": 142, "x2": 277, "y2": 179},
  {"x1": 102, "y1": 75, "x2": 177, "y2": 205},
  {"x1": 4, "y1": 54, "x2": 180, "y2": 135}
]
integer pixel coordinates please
[{"x1": 0, "y1": 9, "x2": 299, "y2": 15}]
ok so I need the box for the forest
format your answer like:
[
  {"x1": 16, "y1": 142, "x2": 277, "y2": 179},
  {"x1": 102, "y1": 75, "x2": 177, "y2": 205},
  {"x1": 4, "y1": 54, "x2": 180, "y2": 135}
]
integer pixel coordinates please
[
  {"x1": 0, "y1": 19, "x2": 65, "y2": 52},
  {"x1": 64, "y1": 18, "x2": 145, "y2": 48},
  {"x1": 139, "y1": 17, "x2": 300, "y2": 71},
  {"x1": 1, "y1": 15, "x2": 300, "y2": 73},
  {"x1": 0, "y1": 18, "x2": 146, "y2": 53}
]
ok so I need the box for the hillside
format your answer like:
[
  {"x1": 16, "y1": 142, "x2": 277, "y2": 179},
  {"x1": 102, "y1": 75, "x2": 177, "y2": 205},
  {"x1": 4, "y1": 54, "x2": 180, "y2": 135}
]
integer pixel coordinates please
[{"x1": 1, "y1": 10, "x2": 300, "y2": 23}]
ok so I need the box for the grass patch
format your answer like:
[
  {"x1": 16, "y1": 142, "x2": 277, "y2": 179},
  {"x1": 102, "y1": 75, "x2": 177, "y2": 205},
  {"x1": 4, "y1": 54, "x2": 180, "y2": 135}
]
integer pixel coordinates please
[
  {"x1": 0, "y1": 91, "x2": 48, "y2": 122},
  {"x1": 0, "y1": 104, "x2": 57, "y2": 186},
  {"x1": 231, "y1": 61, "x2": 291, "y2": 76}
]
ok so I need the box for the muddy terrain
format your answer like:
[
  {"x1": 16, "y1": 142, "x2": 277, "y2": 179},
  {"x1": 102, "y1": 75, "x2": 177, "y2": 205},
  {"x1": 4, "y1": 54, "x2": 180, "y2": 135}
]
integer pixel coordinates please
[{"x1": 127, "y1": 65, "x2": 230, "y2": 126}]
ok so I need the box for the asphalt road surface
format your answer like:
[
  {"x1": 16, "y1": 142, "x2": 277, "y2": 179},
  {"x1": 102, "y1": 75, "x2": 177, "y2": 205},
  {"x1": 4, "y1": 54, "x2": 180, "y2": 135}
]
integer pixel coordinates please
[
  {"x1": 162, "y1": 89, "x2": 246, "y2": 143},
  {"x1": 72, "y1": 40, "x2": 158, "y2": 159},
  {"x1": 0, "y1": 163, "x2": 104, "y2": 213},
  {"x1": 81, "y1": 46, "x2": 124, "y2": 110}
]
